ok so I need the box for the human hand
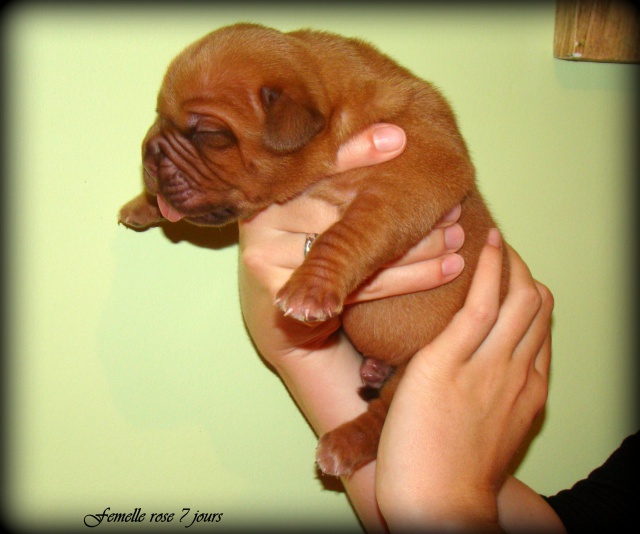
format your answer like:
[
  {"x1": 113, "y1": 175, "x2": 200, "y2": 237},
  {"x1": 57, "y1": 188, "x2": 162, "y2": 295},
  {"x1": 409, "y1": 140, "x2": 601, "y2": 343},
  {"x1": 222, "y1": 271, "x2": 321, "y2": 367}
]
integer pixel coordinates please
[
  {"x1": 238, "y1": 124, "x2": 465, "y2": 531},
  {"x1": 239, "y1": 124, "x2": 465, "y2": 369},
  {"x1": 375, "y1": 230, "x2": 554, "y2": 532}
]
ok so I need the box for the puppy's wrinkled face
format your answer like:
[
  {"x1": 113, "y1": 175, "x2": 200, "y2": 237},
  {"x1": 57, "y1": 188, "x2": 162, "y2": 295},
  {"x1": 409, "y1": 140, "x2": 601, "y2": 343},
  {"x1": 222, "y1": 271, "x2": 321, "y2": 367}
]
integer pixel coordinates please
[{"x1": 141, "y1": 24, "x2": 330, "y2": 227}]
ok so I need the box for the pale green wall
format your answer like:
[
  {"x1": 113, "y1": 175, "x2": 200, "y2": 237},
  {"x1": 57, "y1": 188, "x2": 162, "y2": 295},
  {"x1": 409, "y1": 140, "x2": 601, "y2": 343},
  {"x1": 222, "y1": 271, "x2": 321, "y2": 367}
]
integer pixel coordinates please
[{"x1": 5, "y1": 3, "x2": 637, "y2": 531}]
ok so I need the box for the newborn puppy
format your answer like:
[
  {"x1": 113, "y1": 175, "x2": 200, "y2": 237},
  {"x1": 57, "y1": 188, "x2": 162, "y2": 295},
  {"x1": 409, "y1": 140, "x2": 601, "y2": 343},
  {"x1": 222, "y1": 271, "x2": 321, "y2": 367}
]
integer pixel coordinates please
[{"x1": 119, "y1": 23, "x2": 509, "y2": 477}]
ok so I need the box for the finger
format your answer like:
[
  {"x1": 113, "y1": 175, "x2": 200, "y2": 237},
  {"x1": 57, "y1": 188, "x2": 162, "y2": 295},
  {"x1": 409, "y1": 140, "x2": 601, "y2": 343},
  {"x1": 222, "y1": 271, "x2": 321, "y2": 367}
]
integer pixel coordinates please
[
  {"x1": 418, "y1": 229, "x2": 504, "y2": 362},
  {"x1": 534, "y1": 328, "x2": 552, "y2": 381},
  {"x1": 254, "y1": 219, "x2": 465, "y2": 274},
  {"x1": 532, "y1": 283, "x2": 554, "y2": 380},
  {"x1": 510, "y1": 282, "x2": 554, "y2": 369},
  {"x1": 384, "y1": 224, "x2": 464, "y2": 268},
  {"x1": 503, "y1": 296, "x2": 552, "y2": 406},
  {"x1": 480, "y1": 246, "x2": 543, "y2": 355},
  {"x1": 346, "y1": 254, "x2": 464, "y2": 304},
  {"x1": 456, "y1": 228, "x2": 504, "y2": 328},
  {"x1": 334, "y1": 124, "x2": 406, "y2": 174},
  {"x1": 517, "y1": 331, "x2": 552, "y2": 421}
]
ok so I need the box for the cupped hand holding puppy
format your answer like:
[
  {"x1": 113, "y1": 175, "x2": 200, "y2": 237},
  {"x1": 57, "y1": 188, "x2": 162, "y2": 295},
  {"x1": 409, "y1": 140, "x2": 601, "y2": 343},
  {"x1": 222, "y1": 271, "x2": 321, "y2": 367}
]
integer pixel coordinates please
[
  {"x1": 375, "y1": 234, "x2": 559, "y2": 532},
  {"x1": 239, "y1": 124, "x2": 557, "y2": 532},
  {"x1": 239, "y1": 123, "x2": 466, "y2": 371},
  {"x1": 239, "y1": 124, "x2": 466, "y2": 530}
]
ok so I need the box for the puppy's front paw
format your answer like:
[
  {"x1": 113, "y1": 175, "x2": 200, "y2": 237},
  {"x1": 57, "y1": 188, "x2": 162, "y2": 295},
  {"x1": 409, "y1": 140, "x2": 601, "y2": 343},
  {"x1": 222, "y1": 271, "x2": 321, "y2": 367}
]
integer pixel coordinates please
[
  {"x1": 118, "y1": 193, "x2": 163, "y2": 230},
  {"x1": 275, "y1": 275, "x2": 343, "y2": 323}
]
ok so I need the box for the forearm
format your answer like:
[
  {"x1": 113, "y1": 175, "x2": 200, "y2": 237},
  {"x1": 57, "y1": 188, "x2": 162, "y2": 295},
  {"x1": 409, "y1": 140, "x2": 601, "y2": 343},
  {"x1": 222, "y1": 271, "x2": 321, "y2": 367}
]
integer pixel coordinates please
[
  {"x1": 274, "y1": 349, "x2": 389, "y2": 531},
  {"x1": 240, "y1": 261, "x2": 387, "y2": 530},
  {"x1": 344, "y1": 461, "x2": 388, "y2": 532},
  {"x1": 273, "y1": 337, "x2": 389, "y2": 532},
  {"x1": 377, "y1": 469, "x2": 561, "y2": 533},
  {"x1": 378, "y1": 483, "x2": 501, "y2": 533}
]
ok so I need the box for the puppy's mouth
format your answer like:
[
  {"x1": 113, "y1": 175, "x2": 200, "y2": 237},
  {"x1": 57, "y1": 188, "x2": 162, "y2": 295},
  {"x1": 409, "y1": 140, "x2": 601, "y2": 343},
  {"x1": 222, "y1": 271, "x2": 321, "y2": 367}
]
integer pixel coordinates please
[{"x1": 156, "y1": 194, "x2": 237, "y2": 227}]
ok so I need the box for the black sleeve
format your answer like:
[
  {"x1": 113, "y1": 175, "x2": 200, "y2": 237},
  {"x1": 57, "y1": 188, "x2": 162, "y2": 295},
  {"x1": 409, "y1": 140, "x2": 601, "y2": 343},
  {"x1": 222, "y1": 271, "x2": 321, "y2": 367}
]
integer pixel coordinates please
[{"x1": 542, "y1": 430, "x2": 640, "y2": 533}]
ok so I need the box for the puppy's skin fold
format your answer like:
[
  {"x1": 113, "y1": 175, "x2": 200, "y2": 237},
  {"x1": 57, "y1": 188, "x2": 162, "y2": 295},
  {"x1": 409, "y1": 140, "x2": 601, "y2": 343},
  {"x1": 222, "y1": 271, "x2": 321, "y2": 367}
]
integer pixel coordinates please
[{"x1": 119, "y1": 23, "x2": 509, "y2": 476}]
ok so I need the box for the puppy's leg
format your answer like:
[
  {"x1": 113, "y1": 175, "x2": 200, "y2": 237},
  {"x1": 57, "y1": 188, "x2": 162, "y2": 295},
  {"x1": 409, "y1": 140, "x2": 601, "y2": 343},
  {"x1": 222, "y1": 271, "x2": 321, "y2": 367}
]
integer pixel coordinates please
[
  {"x1": 274, "y1": 134, "x2": 475, "y2": 322},
  {"x1": 275, "y1": 187, "x2": 451, "y2": 322},
  {"x1": 316, "y1": 367, "x2": 403, "y2": 476},
  {"x1": 316, "y1": 399, "x2": 386, "y2": 476},
  {"x1": 119, "y1": 192, "x2": 164, "y2": 229}
]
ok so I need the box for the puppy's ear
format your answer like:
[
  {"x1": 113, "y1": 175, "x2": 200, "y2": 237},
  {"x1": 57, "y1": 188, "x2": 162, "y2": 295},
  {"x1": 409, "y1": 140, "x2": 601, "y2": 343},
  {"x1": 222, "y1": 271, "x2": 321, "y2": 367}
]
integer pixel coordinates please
[{"x1": 261, "y1": 86, "x2": 325, "y2": 154}]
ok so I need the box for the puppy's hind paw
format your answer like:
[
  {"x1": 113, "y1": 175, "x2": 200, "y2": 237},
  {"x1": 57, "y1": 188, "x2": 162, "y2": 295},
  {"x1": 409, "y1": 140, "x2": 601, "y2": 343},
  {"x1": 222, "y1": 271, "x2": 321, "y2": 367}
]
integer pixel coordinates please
[{"x1": 315, "y1": 425, "x2": 377, "y2": 477}]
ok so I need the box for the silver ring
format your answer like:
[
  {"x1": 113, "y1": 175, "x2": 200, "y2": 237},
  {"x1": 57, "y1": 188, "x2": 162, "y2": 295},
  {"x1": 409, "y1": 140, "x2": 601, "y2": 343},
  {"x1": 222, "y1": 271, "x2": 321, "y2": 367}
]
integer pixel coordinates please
[{"x1": 304, "y1": 233, "x2": 318, "y2": 257}]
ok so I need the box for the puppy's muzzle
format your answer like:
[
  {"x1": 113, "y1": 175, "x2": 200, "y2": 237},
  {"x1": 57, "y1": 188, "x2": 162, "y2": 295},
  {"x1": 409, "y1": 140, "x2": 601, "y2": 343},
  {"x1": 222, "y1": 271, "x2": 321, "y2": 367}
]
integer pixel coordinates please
[{"x1": 142, "y1": 136, "x2": 238, "y2": 226}]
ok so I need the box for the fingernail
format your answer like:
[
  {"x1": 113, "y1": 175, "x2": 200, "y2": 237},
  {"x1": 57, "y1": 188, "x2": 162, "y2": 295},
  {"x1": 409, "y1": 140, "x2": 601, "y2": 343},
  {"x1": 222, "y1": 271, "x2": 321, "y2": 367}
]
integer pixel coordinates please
[
  {"x1": 442, "y1": 254, "x2": 464, "y2": 276},
  {"x1": 487, "y1": 228, "x2": 502, "y2": 248},
  {"x1": 372, "y1": 126, "x2": 406, "y2": 152},
  {"x1": 444, "y1": 224, "x2": 464, "y2": 251}
]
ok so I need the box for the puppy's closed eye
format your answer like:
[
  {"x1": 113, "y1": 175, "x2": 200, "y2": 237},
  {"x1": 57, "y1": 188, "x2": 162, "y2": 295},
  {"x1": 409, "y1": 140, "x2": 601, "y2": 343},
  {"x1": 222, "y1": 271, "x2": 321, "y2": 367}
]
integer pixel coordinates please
[{"x1": 193, "y1": 130, "x2": 237, "y2": 150}]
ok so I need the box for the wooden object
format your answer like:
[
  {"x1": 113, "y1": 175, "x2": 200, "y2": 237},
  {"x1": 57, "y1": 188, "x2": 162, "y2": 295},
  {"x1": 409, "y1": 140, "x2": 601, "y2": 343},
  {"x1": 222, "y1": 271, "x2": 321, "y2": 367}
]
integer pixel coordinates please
[{"x1": 554, "y1": 0, "x2": 640, "y2": 63}]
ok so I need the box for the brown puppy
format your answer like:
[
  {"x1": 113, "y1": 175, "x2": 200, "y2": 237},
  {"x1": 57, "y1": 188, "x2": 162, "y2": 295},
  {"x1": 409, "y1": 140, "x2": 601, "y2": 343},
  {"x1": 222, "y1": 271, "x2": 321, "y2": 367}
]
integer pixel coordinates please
[{"x1": 119, "y1": 23, "x2": 509, "y2": 477}]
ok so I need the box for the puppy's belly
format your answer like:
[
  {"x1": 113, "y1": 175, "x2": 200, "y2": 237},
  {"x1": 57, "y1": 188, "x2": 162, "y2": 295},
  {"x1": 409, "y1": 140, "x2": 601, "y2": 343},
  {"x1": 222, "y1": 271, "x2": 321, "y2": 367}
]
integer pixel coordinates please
[{"x1": 342, "y1": 284, "x2": 466, "y2": 366}]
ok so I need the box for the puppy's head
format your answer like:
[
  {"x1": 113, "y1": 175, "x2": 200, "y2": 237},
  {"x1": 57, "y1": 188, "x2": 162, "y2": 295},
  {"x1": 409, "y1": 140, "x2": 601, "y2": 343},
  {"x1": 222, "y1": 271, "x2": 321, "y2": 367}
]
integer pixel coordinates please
[{"x1": 141, "y1": 24, "x2": 332, "y2": 227}]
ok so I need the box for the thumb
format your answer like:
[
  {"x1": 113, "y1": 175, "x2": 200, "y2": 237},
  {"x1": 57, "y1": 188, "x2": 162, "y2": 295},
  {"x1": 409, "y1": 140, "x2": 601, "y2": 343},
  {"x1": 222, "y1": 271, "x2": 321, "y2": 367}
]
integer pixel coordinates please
[{"x1": 334, "y1": 124, "x2": 406, "y2": 174}]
